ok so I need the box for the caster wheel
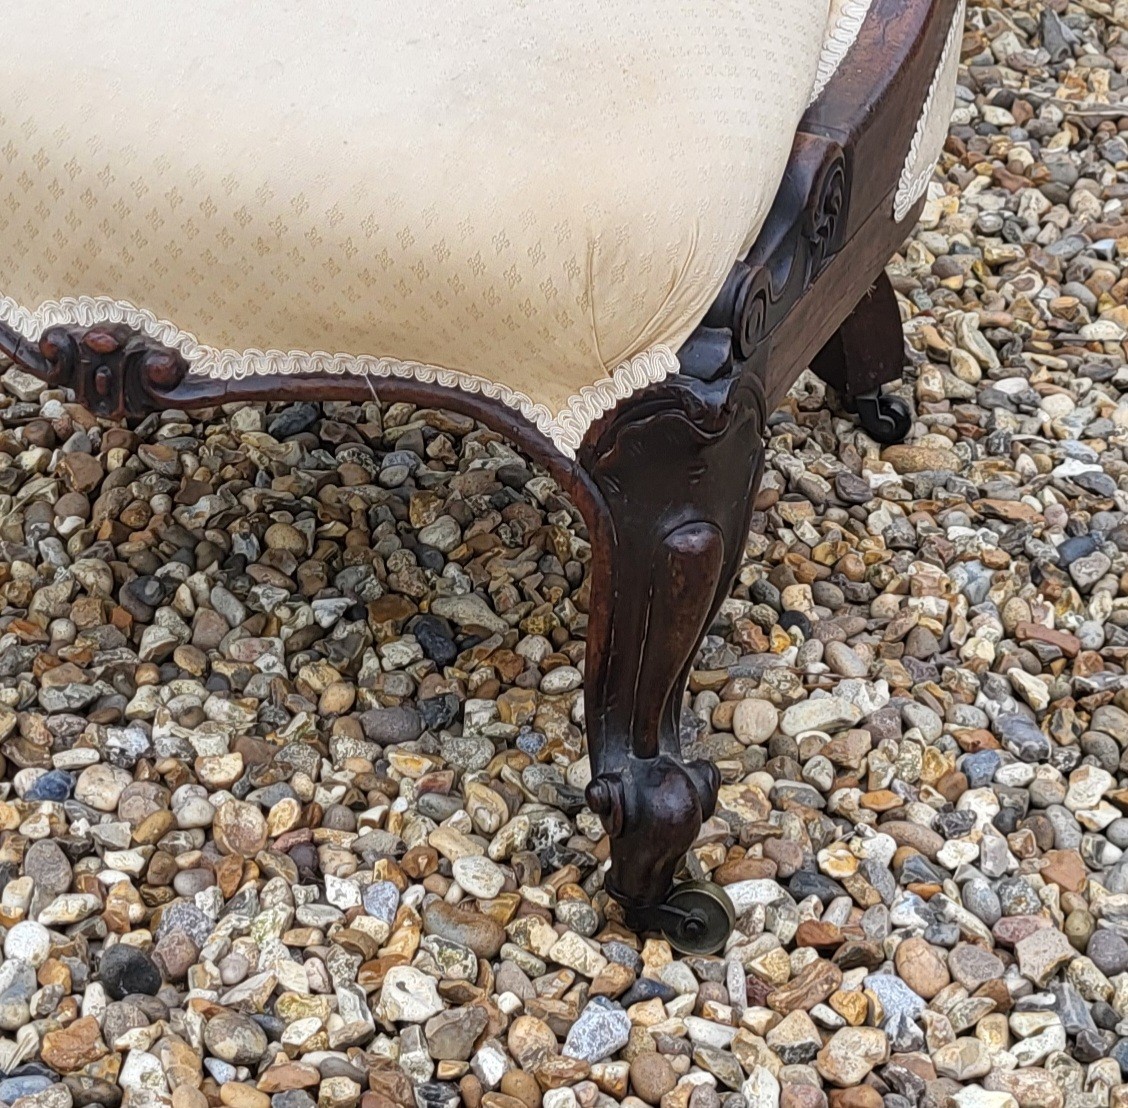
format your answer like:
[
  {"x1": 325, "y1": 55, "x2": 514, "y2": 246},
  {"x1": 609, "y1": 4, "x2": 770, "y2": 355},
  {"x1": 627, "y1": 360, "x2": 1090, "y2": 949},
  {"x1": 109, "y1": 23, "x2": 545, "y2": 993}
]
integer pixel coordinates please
[
  {"x1": 854, "y1": 391, "x2": 912, "y2": 444},
  {"x1": 660, "y1": 880, "x2": 735, "y2": 955}
]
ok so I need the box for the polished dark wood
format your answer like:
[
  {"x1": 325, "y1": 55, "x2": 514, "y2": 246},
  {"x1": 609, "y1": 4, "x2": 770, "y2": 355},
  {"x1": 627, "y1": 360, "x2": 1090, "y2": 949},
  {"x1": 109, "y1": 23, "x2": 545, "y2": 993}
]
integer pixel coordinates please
[
  {"x1": 0, "y1": 322, "x2": 190, "y2": 422},
  {"x1": 763, "y1": 0, "x2": 961, "y2": 411},
  {"x1": 811, "y1": 270, "x2": 906, "y2": 408},
  {"x1": 0, "y1": 0, "x2": 959, "y2": 925},
  {"x1": 578, "y1": 368, "x2": 767, "y2": 916}
]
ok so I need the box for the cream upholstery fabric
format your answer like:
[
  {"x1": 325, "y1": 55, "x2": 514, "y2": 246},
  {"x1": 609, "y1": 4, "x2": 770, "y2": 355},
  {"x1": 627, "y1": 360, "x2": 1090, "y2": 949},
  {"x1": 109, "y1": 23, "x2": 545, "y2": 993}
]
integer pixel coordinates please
[{"x1": 0, "y1": 1, "x2": 833, "y2": 456}]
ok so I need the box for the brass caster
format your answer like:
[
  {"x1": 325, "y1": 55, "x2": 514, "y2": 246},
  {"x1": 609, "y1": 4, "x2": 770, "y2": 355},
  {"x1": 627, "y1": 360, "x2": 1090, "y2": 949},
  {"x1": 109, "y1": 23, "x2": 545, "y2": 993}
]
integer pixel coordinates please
[{"x1": 659, "y1": 880, "x2": 735, "y2": 955}]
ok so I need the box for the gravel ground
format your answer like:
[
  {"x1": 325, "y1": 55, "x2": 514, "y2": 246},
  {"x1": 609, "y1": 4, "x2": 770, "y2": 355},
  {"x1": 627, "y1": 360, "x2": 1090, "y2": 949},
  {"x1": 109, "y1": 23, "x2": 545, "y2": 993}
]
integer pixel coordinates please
[{"x1": 0, "y1": 3, "x2": 1126, "y2": 1108}]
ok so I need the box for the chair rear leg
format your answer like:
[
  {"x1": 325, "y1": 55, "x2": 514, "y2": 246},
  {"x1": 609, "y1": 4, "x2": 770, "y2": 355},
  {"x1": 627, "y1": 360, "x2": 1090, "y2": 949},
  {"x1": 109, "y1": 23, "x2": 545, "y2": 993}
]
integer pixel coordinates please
[{"x1": 810, "y1": 270, "x2": 913, "y2": 444}]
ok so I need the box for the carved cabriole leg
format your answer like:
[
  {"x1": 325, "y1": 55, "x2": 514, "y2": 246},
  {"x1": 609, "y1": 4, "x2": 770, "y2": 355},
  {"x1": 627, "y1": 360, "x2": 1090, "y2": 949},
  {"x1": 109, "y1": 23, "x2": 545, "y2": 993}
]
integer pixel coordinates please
[
  {"x1": 1, "y1": 303, "x2": 768, "y2": 949},
  {"x1": 576, "y1": 370, "x2": 767, "y2": 942}
]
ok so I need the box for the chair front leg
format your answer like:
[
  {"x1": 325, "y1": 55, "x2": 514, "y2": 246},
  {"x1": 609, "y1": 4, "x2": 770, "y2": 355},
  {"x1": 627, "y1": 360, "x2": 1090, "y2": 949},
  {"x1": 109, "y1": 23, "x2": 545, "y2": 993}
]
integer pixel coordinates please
[{"x1": 577, "y1": 371, "x2": 766, "y2": 938}]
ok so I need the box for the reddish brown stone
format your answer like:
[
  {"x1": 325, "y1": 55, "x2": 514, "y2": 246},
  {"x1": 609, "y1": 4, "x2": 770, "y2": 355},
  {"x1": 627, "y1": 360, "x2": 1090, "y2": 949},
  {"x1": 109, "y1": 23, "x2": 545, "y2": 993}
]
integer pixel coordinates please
[
  {"x1": 890, "y1": 1054, "x2": 937, "y2": 1083},
  {"x1": 366, "y1": 595, "x2": 418, "y2": 625},
  {"x1": 859, "y1": 789, "x2": 903, "y2": 812},
  {"x1": 973, "y1": 977, "x2": 1014, "y2": 1014},
  {"x1": 893, "y1": 937, "x2": 949, "y2": 999},
  {"x1": 532, "y1": 1056, "x2": 590, "y2": 1090},
  {"x1": 783, "y1": 1087, "x2": 828, "y2": 1108},
  {"x1": 828, "y1": 1088, "x2": 883, "y2": 1108},
  {"x1": 795, "y1": 920, "x2": 845, "y2": 951},
  {"x1": 1040, "y1": 849, "x2": 1087, "y2": 893},
  {"x1": 934, "y1": 770, "x2": 968, "y2": 801},
  {"x1": 974, "y1": 499, "x2": 1042, "y2": 523},
  {"x1": 459, "y1": 1076, "x2": 484, "y2": 1108},
  {"x1": 258, "y1": 1064, "x2": 321, "y2": 1092},
  {"x1": 953, "y1": 728, "x2": 1002, "y2": 753},
  {"x1": 714, "y1": 856, "x2": 778, "y2": 884},
  {"x1": 40, "y1": 1017, "x2": 108, "y2": 1073},
  {"x1": 366, "y1": 1064, "x2": 415, "y2": 1108},
  {"x1": 1015, "y1": 622, "x2": 1080, "y2": 658},
  {"x1": 768, "y1": 958, "x2": 842, "y2": 1013},
  {"x1": 57, "y1": 453, "x2": 105, "y2": 494}
]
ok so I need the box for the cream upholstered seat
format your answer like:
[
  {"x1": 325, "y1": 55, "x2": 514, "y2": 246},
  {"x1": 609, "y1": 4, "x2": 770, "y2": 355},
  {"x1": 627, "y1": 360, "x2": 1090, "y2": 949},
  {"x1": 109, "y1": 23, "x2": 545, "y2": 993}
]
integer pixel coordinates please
[{"x1": 0, "y1": 1, "x2": 862, "y2": 456}]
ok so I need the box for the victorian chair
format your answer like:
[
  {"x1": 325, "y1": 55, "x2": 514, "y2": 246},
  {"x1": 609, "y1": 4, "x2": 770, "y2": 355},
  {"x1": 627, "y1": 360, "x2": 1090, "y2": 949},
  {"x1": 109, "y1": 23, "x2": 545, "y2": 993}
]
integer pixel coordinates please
[{"x1": 0, "y1": 0, "x2": 964, "y2": 951}]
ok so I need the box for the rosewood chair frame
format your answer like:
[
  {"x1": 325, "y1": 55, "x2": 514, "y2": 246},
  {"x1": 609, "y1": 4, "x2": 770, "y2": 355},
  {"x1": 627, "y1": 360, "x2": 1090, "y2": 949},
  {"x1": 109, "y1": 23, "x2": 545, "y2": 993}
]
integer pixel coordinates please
[{"x1": 0, "y1": 0, "x2": 961, "y2": 951}]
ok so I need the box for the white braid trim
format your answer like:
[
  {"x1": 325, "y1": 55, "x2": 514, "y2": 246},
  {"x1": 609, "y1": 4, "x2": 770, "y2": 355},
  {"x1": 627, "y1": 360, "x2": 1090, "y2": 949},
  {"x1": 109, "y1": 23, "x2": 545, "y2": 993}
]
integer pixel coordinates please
[
  {"x1": 894, "y1": 0, "x2": 966, "y2": 222},
  {"x1": 0, "y1": 294, "x2": 679, "y2": 460},
  {"x1": 807, "y1": 0, "x2": 874, "y2": 107}
]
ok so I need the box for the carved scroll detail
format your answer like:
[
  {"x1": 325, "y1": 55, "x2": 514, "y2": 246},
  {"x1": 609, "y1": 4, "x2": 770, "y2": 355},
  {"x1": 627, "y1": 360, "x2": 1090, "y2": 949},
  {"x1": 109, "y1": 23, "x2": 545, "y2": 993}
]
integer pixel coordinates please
[
  {"x1": 681, "y1": 135, "x2": 849, "y2": 378},
  {"x1": 0, "y1": 320, "x2": 190, "y2": 420}
]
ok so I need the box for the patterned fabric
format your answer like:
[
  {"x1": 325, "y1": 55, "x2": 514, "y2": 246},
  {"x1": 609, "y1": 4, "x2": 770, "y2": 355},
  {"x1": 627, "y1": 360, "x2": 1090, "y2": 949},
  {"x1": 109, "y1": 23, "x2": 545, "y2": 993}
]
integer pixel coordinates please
[{"x1": 0, "y1": 1, "x2": 831, "y2": 455}]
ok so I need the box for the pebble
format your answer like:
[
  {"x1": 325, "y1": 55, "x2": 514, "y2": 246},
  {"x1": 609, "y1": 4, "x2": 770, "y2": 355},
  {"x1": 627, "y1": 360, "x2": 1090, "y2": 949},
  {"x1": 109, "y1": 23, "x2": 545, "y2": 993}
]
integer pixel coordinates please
[
  {"x1": 375, "y1": 967, "x2": 444, "y2": 1024},
  {"x1": 423, "y1": 900, "x2": 505, "y2": 960},
  {"x1": 815, "y1": 1028, "x2": 889, "y2": 1086},
  {"x1": 98, "y1": 944, "x2": 162, "y2": 1000},
  {"x1": 452, "y1": 856, "x2": 506, "y2": 899},
  {"x1": 212, "y1": 799, "x2": 269, "y2": 856},
  {"x1": 3, "y1": 921, "x2": 50, "y2": 967},
  {"x1": 1017, "y1": 928, "x2": 1077, "y2": 987},
  {"x1": 563, "y1": 1000, "x2": 631, "y2": 1063},
  {"x1": 948, "y1": 946, "x2": 1006, "y2": 991},
  {"x1": 780, "y1": 698, "x2": 862, "y2": 736},
  {"x1": 1088, "y1": 930, "x2": 1128, "y2": 976},
  {"x1": 733, "y1": 699, "x2": 779, "y2": 744},
  {"x1": 203, "y1": 1012, "x2": 268, "y2": 1065},
  {"x1": 629, "y1": 1055, "x2": 677, "y2": 1105},
  {"x1": 892, "y1": 937, "x2": 949, "y2": 1000}
]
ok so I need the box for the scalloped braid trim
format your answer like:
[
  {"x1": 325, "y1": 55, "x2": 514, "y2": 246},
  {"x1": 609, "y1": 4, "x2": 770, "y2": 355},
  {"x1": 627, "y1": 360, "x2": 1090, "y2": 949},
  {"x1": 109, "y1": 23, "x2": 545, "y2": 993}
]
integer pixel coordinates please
[
  {"x1": 0, "y1": 294, "x2": 679, "y2": 460},
  {"x1": 807, "y1": 0, "x2": 873, "y2": 107},
  {"x1": 893, "y1": 0, "x2": 966, "y2": 222}
]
